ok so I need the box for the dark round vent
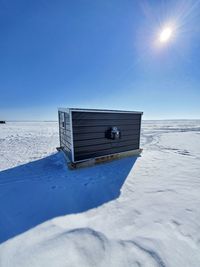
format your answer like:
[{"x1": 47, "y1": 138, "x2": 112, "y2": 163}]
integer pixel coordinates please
[{"x1": 105, "y1": 126, "x2": 121, "y2": 140}]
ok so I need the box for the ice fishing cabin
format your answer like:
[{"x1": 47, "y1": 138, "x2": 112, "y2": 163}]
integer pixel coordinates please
[
  {"x1": 58, "y1": 108, "x2": 143, "y2": 168},
  {"x1": 0, "y1": 121, "x2": 6, "y2": 124}
]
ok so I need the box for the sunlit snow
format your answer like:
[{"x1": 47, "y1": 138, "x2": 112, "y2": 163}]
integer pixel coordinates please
[{"x1": 0, "y1": 120, "x2": 200, "y2": 267}]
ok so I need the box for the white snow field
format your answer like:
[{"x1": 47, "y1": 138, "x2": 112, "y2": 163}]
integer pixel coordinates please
[{"x1": 0, "y1": 120, "x2": 200, "y2": 267}]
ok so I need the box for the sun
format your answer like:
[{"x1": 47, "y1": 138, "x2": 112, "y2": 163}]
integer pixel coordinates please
[{"x1": 159, "y1": 27, "x2": 173, "y2": 43}]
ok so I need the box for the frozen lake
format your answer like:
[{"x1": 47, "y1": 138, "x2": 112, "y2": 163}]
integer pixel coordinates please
[{"x1": 0, "y1": 120, "x2": 200, "y2": 267}]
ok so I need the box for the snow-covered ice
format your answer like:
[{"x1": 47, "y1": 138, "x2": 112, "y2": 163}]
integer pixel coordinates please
[
  {"x1": 0, "y1": 122, "x2": 58, "y2": 171},
  {"x1": 0, "y1": 120, "x2": 200, "y2": 267}
]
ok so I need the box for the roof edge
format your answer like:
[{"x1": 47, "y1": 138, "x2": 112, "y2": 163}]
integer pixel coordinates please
[{"x1": 58, "y1": 107, "x2": 143, "y2": 115}]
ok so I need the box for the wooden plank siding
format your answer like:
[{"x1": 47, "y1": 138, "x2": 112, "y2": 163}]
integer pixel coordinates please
[
  {"x1": 73, "y1": 144, "x2": 140, "y2": 162},
  {"x1": 72, "y1": 111, "x2": 142, "y2": 162},
  {"x1": 58, "y1": 110, "x2": 72, "y2": 160}
]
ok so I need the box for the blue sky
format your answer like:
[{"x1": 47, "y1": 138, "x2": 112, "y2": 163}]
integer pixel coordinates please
[{"x1": 0, "y1": 0, "x2": 200, "y2": 120}]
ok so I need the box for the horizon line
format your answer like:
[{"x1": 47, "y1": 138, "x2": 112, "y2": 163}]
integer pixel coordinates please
[{"x1": 2, "y1": 118, "x2": 200, "y2": 122}]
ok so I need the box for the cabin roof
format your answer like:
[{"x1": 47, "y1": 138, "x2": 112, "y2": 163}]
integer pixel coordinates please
[{"x1": 58, "y1": 107, "x2": 143, "y2": 115}]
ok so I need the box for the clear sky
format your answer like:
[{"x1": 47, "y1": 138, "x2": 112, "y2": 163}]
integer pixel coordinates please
[{"x1": 0, "y1": 0, "x2": 200, "y2": 120}]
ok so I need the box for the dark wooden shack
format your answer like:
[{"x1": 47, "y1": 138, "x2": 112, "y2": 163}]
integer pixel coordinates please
[{"x1": 58, "y1": 108, "x2": 143, "y2": 165}]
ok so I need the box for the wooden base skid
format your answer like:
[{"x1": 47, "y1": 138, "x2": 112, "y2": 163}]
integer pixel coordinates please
[{"x1": 57, "y1": 147, "x2": 143, "y2": 169}]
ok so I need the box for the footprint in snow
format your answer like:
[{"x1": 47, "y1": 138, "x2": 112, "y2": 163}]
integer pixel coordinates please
[{"x1": 186, "y1": 208, "x2": 193, "y2": 212}]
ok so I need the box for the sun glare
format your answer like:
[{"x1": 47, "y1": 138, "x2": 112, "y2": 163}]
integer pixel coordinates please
[{"x1": 159, "y1": 27, "x2": 172, "y2": 43}]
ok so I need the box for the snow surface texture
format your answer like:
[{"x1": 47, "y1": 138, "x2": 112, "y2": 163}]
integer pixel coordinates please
[
  {"x1": 0, "y1": 120, "x2": 200, "y2": 267},
  {"x1": 0, "y1": 122, "x2": 58, "y2": 171}
]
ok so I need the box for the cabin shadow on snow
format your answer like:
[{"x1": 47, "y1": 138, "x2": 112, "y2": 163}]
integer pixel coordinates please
[{"x1": 0, "y1": 152, "x2": 137, "y2": 243}]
